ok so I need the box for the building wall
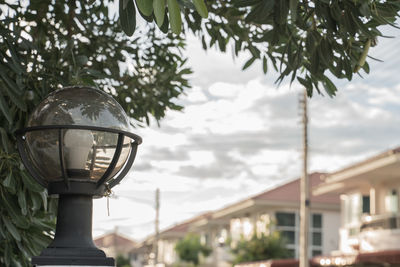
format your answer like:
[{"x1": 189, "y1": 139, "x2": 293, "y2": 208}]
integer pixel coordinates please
[
  {"x1": 152, "y1": 206, "x2": 340, "y2": 267},
  {"x1": 227, "y1": 207, "x2": 340, "y2": 259},
  {"x1": 320, "y1": 210, "x2": 341, "y2": 255},
  {"x1": 338, "y1": 182, "x2": 400, "y2": 254},
  {"x1": 158, "y1": 239, "x2": 177, "y2": 265}
]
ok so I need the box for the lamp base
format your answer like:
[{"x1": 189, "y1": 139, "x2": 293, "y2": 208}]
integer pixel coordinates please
[
  {"x1": 32, "y1": 255, "x2": 114, "y2": 266},
  {"x1": 33, "y1": 194, "x2": 115, "y2": 266}
]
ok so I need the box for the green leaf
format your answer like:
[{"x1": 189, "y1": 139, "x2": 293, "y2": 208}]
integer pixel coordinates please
[
  {"x1": 193, "y1": 0, "x2": 208, "y2": 18},
  {"x1": 2, "y1": 172, "x2": 15, "y2": 189},
  {"x1": 153, "y1": 0, "x2": 166, "y2": 27},
  {"x1": 276, "y1": 0, "x2": 289, "y2": 25},
  {"x1": 18, "y1": 190, "x2": 27, "y2": 216},
  {"x1": 360, "y1": 2, "x2": 371, "y2": 17},
  {"x1": 0, "y1": 63, "x2": 24, "y2": 94},
  {"x1": 232, "y1": 0, "x2": 262, "y2": 8},
  {"x1": 168, "y1": 0, "x2": 182, "y2": 34},
  {"x1": 3, "y1": 218, "x2": 21, "y2": 241},
  {"x1": 159, "y1": 9, "x2": 170, "y2": 33},
  {"x1": 2, "y1": 82, "x2": 27, "y2": 111},
  {"x1": 2, "y1": 173, "x2": 15, "y2": 191},
  {"x1": 0, "y1": 127, "x2": 9, "y2": 153},
  {"x1": 201, "y1": 35, "x2": 207, "y2": 50},
  {"x1": 21, "y1": 171, "x2": 44, "y2": 193},
  {"x1": 11, "y1": 258, "x2": 23, "y2": 267},
  {"x1": 0, "y1": 92, "x2": 12, "y2": 124},
  {"x1": 5, "y1": 38, "x2": 24, "y2": 75},
  {"x1": 262, "y1": 56, "x2": 268, "y2": 74},
  {"x1": 289, "y1": 0, "x2": 297, "y2": 21},
  {"x1": 297, "y1": 76, "x2": 312, "y2": 90},
  {"x1": 362, "y1": 61, "x2": 370, "y2": 74},
  {"x1": 136, "y1": 0, "x2": 153, "y2": 16},
  {"x1": 30, "y1": 191, "x2": 42, "y2": 212},
  {"x1": 2, "y1": 193, "x2": 28, "y2": 228},
  {"x1": 323, "y1": 76, "x2": 337, "y2": 97},
  {"x1": 40, "y1": 191, "x2": 48, "y2": 211},
  {"x1": 178, "y1": 68, "x2": 193, "y2": 75},
  {"x1": 217, "y1": 33, "x2": 226, "y2": 52},
  {"x1": 76, "y1": 55, "x2": 88, "y2": 66},
  {"x1": 245, "y1": 0, "x2": 274, "y2": 24},
  {"x1": 4, "y1": 242, "x2": 10, "y2": 266},
  {"x1": 354, "y1": 39, "x2": 371, "y2": 73},
  {"x1": 242, "y1": 56, "x2": 256, "y2": 70},
  {"x1": 119, "y1": 0, "x2": 136, "y2": 36}
]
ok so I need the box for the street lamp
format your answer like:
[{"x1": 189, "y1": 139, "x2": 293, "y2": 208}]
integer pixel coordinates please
[{"x1": 15, "y1": 86, "x2": 142, "y2": 266}]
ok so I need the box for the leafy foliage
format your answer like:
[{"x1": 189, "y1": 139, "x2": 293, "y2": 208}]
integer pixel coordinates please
[
  {"x1": 184, "y1": 0, "x2": 400, "y2": 97},
  {"x1": 0, "y1": 0, "x2": 191, "y2": 266},
  {"x1": 128, "y1": 0, "x2": 400, "y2": 97},
  {"x1": 231, "y1": 232, "x2": 290, "y2": 265},
  {"x1": 0, "y1": 152, "x2": 56, "y2": 267},
  {"x1": 119, "y1": 0, "x2": 208, "y2": 36},
  {"x1": 175, "y1": 233, "x2": 212, "y2": 266},
  {"x1": 116, "y1": 254, "x2": 132, "y2": 267}
]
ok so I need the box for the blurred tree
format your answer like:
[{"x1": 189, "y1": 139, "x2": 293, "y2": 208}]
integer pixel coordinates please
[
  {"x1": 231, "y1": 232, "x2": 290, "y2": 265},
  {"x1": 175, "y1": 233, "x2": 212, "y2": 266},
  {"x1": 116, "y1": 254, "x2": 132, "y2": 267},
  {"x1": 0, "y1": 0, "x2": 190, "y2": 266}
]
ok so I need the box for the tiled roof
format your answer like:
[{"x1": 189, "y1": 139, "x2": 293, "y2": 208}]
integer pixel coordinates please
[
  {"x1": 94, "y1": 232, "x2": 136, "y2": 248},
  {"x1": 161, "y1": 212, "x2": 212, "y2": 234},
  {"x1": 252, "y1": 172, "x2": 339, "y2": 204},
  {"x1": 155, "y1": 173, "x2": 339, "y2": 239}
]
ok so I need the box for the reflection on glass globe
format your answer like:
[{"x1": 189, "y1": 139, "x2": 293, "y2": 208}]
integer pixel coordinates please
[
  {"x1": 23, "y1": 87, "x2": 134, "y2": 183},
  {"x1": 28, "y1": 86, "x2": 132, "y2": 129}
]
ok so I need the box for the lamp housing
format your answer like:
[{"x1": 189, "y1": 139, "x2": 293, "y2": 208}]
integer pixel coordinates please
[
  {"x1": 16, "y1": 86, "x2": 142, "y2": 266},
  {"x1": 16, "y1": 86, "x2": 142, "y2": 196}
]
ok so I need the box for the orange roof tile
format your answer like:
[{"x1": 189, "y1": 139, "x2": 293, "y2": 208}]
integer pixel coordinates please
[
  {"x1": 94, "y1": 232, "x2": 136, "y2": 248},
  {"x1": 253, "y1": 172, "x2": 339, "y2": 204}
]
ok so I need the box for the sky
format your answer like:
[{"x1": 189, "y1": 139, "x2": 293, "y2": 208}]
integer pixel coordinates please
[{"x1": 92, "y1": 25, "x2": 400, "y2": 241}]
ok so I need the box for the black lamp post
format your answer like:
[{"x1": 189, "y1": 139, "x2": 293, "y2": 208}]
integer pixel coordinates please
[{"x1": 15, "y1": 86, "x2": 142, "y2": 266}]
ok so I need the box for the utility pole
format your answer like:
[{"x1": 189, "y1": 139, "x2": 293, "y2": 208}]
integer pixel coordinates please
[
  {"x1": 154, "y1": 188, "x2": 160, "y2": 265},
  {"x1": 299, "y1": 89, "x2": 309, "y2": 267}
]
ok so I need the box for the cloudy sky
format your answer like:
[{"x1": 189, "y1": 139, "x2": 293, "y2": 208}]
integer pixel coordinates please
[{"x1": 92, "y1": 25, "x2": 400, "y2": 241}]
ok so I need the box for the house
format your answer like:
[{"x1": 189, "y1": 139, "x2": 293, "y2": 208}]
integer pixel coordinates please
[
  {"x1": 134, "y1": 172, "x2": 341, "y2": 267},
  {"x1": 312, "y1": 147, "x2": 400, "y2": 266},
  {"x1": 193, "y1": 172, "x2": 340, "y2": 264},
  {"x1": 130, "y1": 213, "x2": 212, "y2": 267},
  {"x1": 94, "y1": 231, "x2": 137, "y2": 258},
  {"x1": 130, "y1": 239, "x2": 153, "y2": 267}
]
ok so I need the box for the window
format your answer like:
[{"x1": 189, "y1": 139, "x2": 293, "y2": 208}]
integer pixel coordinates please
[
  {"x1": 312, "y1": 213, "x2": 322, "y2": 228},
  {"x1": 276, "y1": 212, "x2": 298, "y2": 257},
  {"x1": 311, "y1": 214, "x2": 323, "y2": 256},
  {"x1": 312, "y1": 250, "x2": 322, "y2": 257},
  {"x1": 362, "y1": 195, "x2": 370, "y2": 214},
  {"x1": 275, "y1": 212, "x2": 323, "y2": 258},
  {"x1": 312, "y1": 232, "x2": 322, "y2": 246},
  {"x1": 276, "y1": 212, "x2": 296, "y2": 227},
  {"x1": 281, "y1": 230, "x2": 296, "y2": 244}
]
